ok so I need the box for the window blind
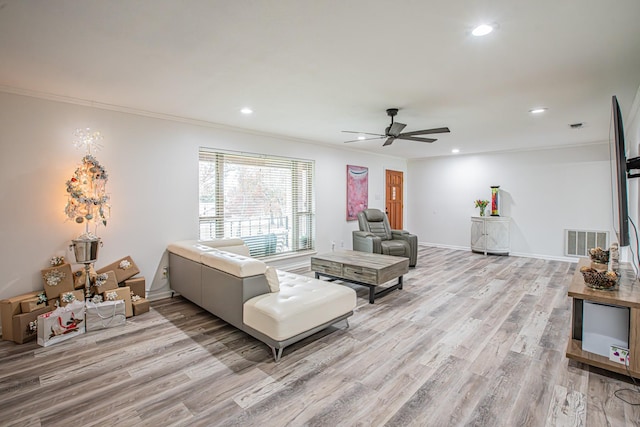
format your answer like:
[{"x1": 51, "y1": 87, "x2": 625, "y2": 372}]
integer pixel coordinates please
[{"x1": 199, "y1": 148, "x2": 315, "y2": 257}]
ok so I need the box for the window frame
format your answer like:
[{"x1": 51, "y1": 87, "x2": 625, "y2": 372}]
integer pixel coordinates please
[{"x1": 198, "y1": 148, "x2": 315, "y2": 258}]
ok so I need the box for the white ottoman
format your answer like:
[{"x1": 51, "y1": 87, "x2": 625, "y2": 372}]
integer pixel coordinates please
[{"x1": 244, "y1": 270, "x2": 356, "y2": 343}]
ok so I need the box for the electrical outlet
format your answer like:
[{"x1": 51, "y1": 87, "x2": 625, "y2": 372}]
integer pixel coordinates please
[
  {"x1": 609, "y1": 345, "x2": 630, "y2": 365},
  {"x1": 162, "y1": 266, "x2": 168, "y2": 278}
]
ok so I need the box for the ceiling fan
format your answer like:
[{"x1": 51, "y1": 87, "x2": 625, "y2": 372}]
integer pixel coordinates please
[{"x1": 343, "y1": 108, "x2": 450, "y2": 146}]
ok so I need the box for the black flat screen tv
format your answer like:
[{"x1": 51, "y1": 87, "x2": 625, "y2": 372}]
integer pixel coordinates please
[{"x1": 612, "y1": 95, "x2": 630, "y2": 247}]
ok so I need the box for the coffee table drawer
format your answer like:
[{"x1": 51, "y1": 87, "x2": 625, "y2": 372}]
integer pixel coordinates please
[
  {"x1": 311, "y1": 258, "x2": 342, "y2": 276},
  {"x1": 343, "y1": 265, "x2": 377, "y2": 284}
]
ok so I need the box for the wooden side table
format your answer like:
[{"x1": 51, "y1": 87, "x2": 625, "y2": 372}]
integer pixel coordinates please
[{"x1": 566, "y1": 258, "x2": 640, "y2": 378}]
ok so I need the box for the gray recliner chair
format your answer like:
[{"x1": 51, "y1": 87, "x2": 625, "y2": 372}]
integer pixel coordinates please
[{"x1": 352, "y1": 208, "x2": 418, "y2": 267}]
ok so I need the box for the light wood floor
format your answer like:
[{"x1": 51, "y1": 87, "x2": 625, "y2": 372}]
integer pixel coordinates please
[{"x1": 1, "y1": 247, "x2": 639, "y2": 426}]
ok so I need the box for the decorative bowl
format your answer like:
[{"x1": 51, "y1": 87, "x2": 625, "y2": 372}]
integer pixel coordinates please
[{"x1": 580, "y1": 266, "x2": 619, "y2": 290}]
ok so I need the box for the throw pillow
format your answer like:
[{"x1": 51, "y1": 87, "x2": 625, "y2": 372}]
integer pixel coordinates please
[{"x1": 265, "y1": 266, "x2": 280, "y2": 292}]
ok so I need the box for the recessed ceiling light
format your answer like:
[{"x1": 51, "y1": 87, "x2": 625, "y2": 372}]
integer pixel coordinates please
[
  {"x1": 357, "y1": 135, "x2": 366, "y2": 140},
  {"x1": 472, "y1": 24, "x2": 494, "y2": 37},
  {"x1": 240, "y1": 107, "x2": 253, "y2": 115},
  {"x1": 529, "y1": 108, "x2": 547, "y2": 114},
  {"x1": 451, "y1": 148, "x2": 460, "y2": 154}
]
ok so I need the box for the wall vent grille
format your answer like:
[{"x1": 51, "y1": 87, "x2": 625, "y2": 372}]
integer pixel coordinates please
[{"x1": 565, "y1": 229, "x2": 609, "y2": 257}]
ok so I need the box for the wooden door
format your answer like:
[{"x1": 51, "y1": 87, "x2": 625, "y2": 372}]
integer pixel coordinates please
[{"x1": 386, "y1": 169, "x2": 403, "y2": 230}]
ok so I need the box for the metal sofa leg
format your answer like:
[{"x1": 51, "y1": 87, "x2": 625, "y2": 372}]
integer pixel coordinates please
[{"x1": 271, "y1": 346, "x2": 283, "y2": 362}]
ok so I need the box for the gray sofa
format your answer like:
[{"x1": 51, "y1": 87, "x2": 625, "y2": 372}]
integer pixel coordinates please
[{"x1": 167, "y1": 239, "x2": 357, "y2": 361}]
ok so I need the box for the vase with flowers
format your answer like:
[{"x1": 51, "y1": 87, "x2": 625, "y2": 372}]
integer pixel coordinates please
[{"x1": 474, "y1": 199, "x2": 489, "y2": 217}]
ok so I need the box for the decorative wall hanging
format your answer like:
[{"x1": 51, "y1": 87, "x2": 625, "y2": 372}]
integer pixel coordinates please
[
  {"x1": 490, "y1": 185, "x2": 500, "y2": 216},
  {"x1": 346, "y1": 165, "x2": 368, "y2": 221}
]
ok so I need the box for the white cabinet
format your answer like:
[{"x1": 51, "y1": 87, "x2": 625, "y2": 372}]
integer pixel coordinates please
[{"x1": 471, "y1": 216, "x2": 510, "y2": 255}]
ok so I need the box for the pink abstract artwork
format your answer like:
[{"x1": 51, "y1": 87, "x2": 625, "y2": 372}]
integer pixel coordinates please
[{"x1": 347, "y1": 165, "x2": 368, "y2": 221}]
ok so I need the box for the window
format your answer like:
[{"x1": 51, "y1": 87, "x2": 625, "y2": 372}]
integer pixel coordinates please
[{"x1": 199, "y1": 148, "x2": 315, "y2": 258}]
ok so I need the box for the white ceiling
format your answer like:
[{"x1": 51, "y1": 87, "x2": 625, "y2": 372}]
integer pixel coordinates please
[{"x1": 1, "y1": 0, "x2": 639, "y2": 159}]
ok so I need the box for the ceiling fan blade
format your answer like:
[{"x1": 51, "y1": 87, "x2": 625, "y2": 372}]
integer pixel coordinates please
[
  {"x1": 397, "y1": 136, "x2": 437, "y2": 143},
  {"x1": 382, "y1": 137, "x2": 395, "y2": 146},
  {"x1": 343, "y1": 136, "x2": 385, "y2": 143},
  {"x1": 342, "y1": 130, "x2": 385, "y2": 137},
  {"x1": 399, "y1": 127, "x2": 450, "y2": 137},
  {"x1": 388, "y1": 122, "x2": 407, "y2": 136}
]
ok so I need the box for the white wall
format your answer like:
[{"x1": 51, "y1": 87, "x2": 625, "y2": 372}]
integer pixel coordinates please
[
  {"x1": 0, "y1": 92, "x2": 406, "y2": 312},
  {"x1": 404, "y1": 88, "x2": 640, "y2": 262},
  {"x1": 406, "y1": 144, "x2": 618, "y2": 260},
  {"x1": 3, "y1": 88, "x2": 638, "y2": 333}
]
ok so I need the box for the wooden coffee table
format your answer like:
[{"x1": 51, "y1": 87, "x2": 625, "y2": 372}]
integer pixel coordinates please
[{"x1": 311, "y1": 250, "x2": 410, "y2": 303}]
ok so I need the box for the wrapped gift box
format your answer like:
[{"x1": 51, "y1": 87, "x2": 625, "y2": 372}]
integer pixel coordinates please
[
  {"x1": 41, "y1": 263, "x2": 74, "y2": 300},
  {"x1": 132, "y1": 298, "x2": 149, "y2": 316},
  {"x1": 91, "y1": 270, "x2": 118, "y2": 295},
  {"x1": 37, "y1": 300, "x2": 85, "y2": 347},
  {"x1": 1, "y1": 291, "x2": 41, "y2": 341},
  {"x1": 85, "y1": 300, "x2": 126, "y2": 332},
  {"x1": 12, "y1": 305, "x2": 54, "y2": 344},
  {"x1": 124, "y1": 277, "x2": 146, "y2": 299},
  {"x1": 19, "y1": 295, "x2": 47, "y2": 314},
  {"x1": 97, "y1": 256, "x2": 140, "y2": 284},
  {"x1": 73, "y1": 265, "x2": 97, "y2": 290},
  {"x1": 103, "y1": 286, "x2": 133, "y2": 318},
  {"x1": 60, "y1": 290, "x2": 85, "y2": 307}
]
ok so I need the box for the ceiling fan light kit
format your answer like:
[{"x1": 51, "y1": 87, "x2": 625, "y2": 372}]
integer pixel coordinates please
[{"x1": 343, "y1": 108, "x2": 450, "y2": 146}]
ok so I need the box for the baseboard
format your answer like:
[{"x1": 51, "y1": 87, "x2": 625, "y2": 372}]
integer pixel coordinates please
[
  {"x1": 418, "y1": 242, "x2": 469, "y2": 252},
  {"x1": 280, "y1": 261, "x2": 312, "y2": 274},
  {"x1": 147, "y1": 289, "x2": 175, "y2": 302},
  {"x1": 265, "y1": 259, "x2": 311, "y2": 274},
  {"x1": 418, "y1": 242, "x2": 580, "y2": 263},
  {"x1": 509, "y1": 251, "x2": 579, "y2": 263}
]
